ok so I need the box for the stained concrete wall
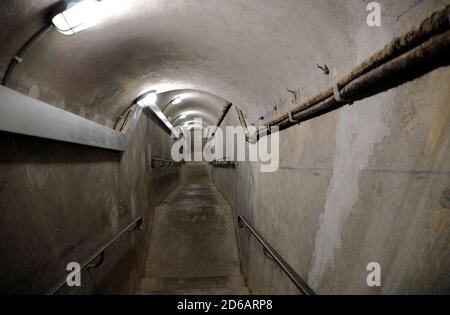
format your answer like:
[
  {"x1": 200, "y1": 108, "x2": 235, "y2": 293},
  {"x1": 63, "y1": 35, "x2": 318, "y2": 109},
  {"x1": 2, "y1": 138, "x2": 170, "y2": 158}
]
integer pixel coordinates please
[
  {"x1": 212, "y1": 5, "x2": 450, "y2": 294},
  {"x1": 1, "y1": 0, "x2": 447, "y2": 128},
  {"x1": 0, "y1": 0, "x2": 449, "y2": 295},
  {"x1": 0, "y1": 112, "x2": 180, "y2": 294}
]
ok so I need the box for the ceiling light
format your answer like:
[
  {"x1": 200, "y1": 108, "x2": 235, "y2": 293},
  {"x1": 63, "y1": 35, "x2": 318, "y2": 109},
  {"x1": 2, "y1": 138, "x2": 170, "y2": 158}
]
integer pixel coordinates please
[
  {"x1": 171, "y1": 97, "x2": 182, "y2": 105},
  {"x1": 136, "y1": 90, "x2": 157, "y2": 108},
  {"x1": 136, "y1": 91, "x2": 179, "y2": 138},
  {"x1": 52, "y1": 0, "x2": 103, "y2": 35}
]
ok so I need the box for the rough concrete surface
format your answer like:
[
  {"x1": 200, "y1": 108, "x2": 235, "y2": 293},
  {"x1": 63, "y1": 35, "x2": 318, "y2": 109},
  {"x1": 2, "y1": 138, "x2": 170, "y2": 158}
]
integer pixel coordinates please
[
  {"x1": 0, "y1": 0, "x2": 449, "y2": 295},
  {"x1": 0, "y1": 112, "x2": 180, "y2": 294},
  {"x1": 140, "y1": 165, "x2": 248, "y2": 295}
]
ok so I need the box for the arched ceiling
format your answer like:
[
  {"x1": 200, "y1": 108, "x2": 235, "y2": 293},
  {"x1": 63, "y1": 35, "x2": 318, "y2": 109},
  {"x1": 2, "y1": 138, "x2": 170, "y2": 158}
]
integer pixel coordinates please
[
  {"x1": 0, "y1": 0, "x2": 446, "y2": 128},
  {"x1": 156, "y1": 89, "x2": 229, "y2": 130}
]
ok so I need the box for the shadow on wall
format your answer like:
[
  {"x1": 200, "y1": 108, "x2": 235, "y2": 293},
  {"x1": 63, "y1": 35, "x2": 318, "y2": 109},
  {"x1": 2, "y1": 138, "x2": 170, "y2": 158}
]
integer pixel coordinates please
[
  {"x1": 0, "y1": 131, "x2": 121, "y2": 164},
  {"x1": 0, "y1": 113, "x2": 181, "y2": 294}
]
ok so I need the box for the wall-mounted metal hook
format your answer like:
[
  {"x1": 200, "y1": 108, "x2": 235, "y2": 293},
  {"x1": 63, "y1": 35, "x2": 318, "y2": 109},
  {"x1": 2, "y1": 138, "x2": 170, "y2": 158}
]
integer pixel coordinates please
[
  {"x1": 263, "y1": 247, "x2": 275, "y2": 261},
  {"x1": 287, "y1": 89, "x2": 298, "y2": 105},
  {"x1": 316, "y1": 64, "x2": 330, "y2": 75},
  {"x1": 87, "y1": 251, "x2": 105, "y2": 269},
  {"x1": 129, "y1": 218, "x2": 143, "y2": 231}
]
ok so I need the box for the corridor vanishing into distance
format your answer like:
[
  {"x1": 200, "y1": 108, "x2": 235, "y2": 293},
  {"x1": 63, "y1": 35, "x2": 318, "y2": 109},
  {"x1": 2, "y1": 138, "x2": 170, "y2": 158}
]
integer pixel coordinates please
[
  {"x1": 139, "y1": 164, "x2": 249, "y2": 295},
  {"x1": 0, "y1": 0, "x2": 449, "y2": 297}
]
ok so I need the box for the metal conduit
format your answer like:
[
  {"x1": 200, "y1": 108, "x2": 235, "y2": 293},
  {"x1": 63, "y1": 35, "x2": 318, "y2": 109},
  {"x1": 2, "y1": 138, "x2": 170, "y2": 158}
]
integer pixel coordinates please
[
  {"x1": 256, "y1": 5, "x2": 450, "y2": 139},
  {"x1": 2, "y1": 25, "x2": 54, "y2": 86},
  {"x1": 238, "y1": 216, "x2": 316, "y2": 295},
  {"x1": 48, "y1": 217, "x2": 143, "y2": 295}
]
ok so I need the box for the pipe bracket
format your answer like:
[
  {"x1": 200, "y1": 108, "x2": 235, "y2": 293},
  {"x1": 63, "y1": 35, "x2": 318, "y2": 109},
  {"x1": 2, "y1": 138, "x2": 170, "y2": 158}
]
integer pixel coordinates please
[
  {"x1": 332, "y1": 68, "x2": 353, "y2": 105},
  {"x1": 13, "y1": 56, "x2": 24, "y2": 63},
  {"x1": 87, "y1": 251, "x2": 105, "y2": 269},
  {"x1": 288, "y1": 111, "x2": 298, "y2": 124}
]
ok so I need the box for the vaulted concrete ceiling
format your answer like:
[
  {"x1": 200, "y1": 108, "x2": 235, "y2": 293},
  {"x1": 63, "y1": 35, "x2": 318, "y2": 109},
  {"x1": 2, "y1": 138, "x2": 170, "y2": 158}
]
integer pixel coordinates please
[
  {"x1": 0, "y1": 0, "x2": 445, "y2": 128},
  {"x1": 156, "y1": 89, "x2": 228, "y2": 129}
]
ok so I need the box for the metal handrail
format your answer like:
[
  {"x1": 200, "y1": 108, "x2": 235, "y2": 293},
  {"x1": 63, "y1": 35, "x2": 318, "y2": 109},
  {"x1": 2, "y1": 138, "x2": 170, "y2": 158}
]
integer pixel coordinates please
[
  {"x1": 211, "y1": 159, "x2": 235, "y2": 168},
  {"x1": 238, "y1": 216, "x2": 316, "y2": 295},
  {"x1": 48, "y1": 217, "x2": 143, "y2": 295},
  {"x1": 151, "y1": 157, "x2": 182, "y2": 168}
]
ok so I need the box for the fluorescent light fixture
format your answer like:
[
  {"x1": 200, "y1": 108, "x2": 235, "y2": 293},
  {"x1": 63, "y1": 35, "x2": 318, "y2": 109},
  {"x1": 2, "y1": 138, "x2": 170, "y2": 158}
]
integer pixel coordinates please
[
  {"x1": 171, "y1": 97, "x2": 182, "y2": 105},
  {"x1": 180, "y1": 120, "x2": 205, "y2": 132},
  {"x1": 136, "y1": 90, "x2": 157, "y2": 108},
  {"x1": 136, "y1": 91, "x2": 179, "y2": 138},
  {"x1": 52, "y1": 0, "x2": 102, "y2": 35},
  {"x1": 178, "y1": 112, "x2": 188, "y2": 120},
  {"x1": 177, "y1": 110, "x2": 196, "y2": 121}
]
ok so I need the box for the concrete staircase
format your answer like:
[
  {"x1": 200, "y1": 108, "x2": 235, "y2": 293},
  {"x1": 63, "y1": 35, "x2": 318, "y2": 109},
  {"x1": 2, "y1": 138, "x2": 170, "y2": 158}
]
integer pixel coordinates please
[
  {"x1": 138, "y1": 165, "x2": 250, "y2": 295},
  {"x1": 138, "y1": 276, "x2": 249, "y2": 295}
]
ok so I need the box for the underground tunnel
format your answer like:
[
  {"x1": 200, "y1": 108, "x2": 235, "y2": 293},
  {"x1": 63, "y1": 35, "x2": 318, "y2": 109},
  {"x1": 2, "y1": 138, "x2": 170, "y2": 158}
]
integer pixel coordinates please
[{"x1": 0, "y1": 0, "x2": 449, "y2": 297}]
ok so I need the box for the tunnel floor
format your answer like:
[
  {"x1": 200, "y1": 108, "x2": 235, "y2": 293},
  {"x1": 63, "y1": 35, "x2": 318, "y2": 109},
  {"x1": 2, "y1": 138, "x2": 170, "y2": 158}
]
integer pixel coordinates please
[{"x1": 138, "y1": 166, "x2": 249, "y2": 295}]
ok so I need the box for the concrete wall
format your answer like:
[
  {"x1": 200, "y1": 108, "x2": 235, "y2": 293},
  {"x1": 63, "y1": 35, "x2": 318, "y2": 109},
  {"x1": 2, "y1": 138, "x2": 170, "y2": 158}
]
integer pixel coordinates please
[
  {"x1": 0, "y1": 112, "x2": 180, "y2": 294},
  {"x1": 212, "y1": 3, "x2": 450, "y2": 294},
  {"x1": 2, "y1": 0, "x2": 447, "y2": 128},
  {"x1": 0, "y1": 0, "x2": 449, "y2": 295}
]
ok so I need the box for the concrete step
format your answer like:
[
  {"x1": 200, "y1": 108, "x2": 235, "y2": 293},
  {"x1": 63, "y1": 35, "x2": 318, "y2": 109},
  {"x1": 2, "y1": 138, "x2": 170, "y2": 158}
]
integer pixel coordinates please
[
  {"x1": 144, "y1": 196, "x2": 242, "y2": 278},
  {"x1": 141, "y1": 170, "x2": 246, "y2": 296},
  {"x1": 139, "y1": 275, "x2": 246, "y2": 292},
  {"x1": 137, "y1": 286, "x2": 251, "y2": 295}
]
